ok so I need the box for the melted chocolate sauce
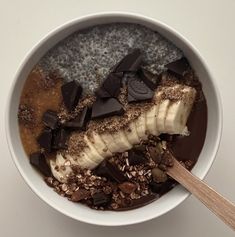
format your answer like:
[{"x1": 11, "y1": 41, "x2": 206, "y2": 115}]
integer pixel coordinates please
[{"x1": 171, "y1": 100, "x2": 207, "y2": 162}]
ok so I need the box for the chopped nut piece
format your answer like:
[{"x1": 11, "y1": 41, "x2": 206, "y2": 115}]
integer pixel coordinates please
[
  {"x1": 44, "y1": 177, "x2": 54, "y2": 187},
  {"x1": 111, "y1": 203, "x2": 119, "y2": 209},
  {"x1": 61, "y1": 184, "x2": 68, "y2": 192},
  {"x1": 151, "y1": 167, "x2": 168, "y2": 183},
  {"x1": 118, "y1": 182, "x2": 137, "y2": 194},
  {"x1": 158, "y1": 164, "x2": 167, "y2": 171},
  {"x1": 161, "y1": 151, "x2": 174, "y2": 167},
  {"x1": 71, "y1": 189, "x2": 90, "y2": 202},
  {"x1": 148, "y1": 144, "x2": 163, "y2": 164}
]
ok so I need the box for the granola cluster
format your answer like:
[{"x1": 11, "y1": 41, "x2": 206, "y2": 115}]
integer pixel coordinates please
[{"x1": 45, "y1": 135, "x2": 195, "y2": 210}]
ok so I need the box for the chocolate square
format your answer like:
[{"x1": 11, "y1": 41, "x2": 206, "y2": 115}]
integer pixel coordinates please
[
  {"x1": 91, "y1": 98, "x2": 124, "y2": 119},
  {"x1": 61, "y1": 80, "x2": 83, "y2": 111}
]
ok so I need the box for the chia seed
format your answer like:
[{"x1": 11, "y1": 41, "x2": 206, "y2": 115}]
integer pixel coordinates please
[{"x1": 38, "y1": 23, "x2": 183, "y2": 94}]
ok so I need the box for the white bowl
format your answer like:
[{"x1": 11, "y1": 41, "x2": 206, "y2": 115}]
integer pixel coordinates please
[{"x1": 5, "y1": 12, "x2": 222, "y2": 226}]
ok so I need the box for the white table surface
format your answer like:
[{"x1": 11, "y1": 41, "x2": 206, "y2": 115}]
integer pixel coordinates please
[{"x1": 1, "y1": 0, "x2": 235, "y2": 236}]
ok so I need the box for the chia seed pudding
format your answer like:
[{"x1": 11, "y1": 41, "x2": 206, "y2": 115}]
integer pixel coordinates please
[{"x1": 18, "y1": 23, "x2": 207, "y2": 211}]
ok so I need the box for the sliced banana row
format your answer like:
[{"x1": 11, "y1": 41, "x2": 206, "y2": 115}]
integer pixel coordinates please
[{"x1": 51, "y1": 85, "x2": 196, "y2": 183}]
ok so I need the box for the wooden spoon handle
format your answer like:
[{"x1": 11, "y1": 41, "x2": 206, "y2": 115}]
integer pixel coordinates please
[{"x1": 167, "y1": 159, "x2": 235, "y2": 231}]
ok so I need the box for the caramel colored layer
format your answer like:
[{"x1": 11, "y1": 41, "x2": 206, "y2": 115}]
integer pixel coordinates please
[{"x1": 19, "y1": 68, "x2": 62, "y2": 155}]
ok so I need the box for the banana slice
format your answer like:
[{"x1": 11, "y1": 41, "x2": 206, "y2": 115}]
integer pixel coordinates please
[
  {"x1": 165, "y1": 101, "x2": 187, "y2": 134},
  {"x1": 145, "y1": 103, "x2": 159, "y2": 135},
  {"x1": 56, "y1": 153, "x2": 73, "y2": 172},
  {"x1": 124, "y1": 122, "x2": 140, "y2": 145},
  {"x1": 84, "y1": 135, "x2": 104, "y2": 163},
  {"x1": 165, "y1": 87, "x2": 196, "y2": 134},
  {"x1": 66, "y1": 152, "x2": 98, "y2": 170},
  {"x1": 88, "y1": 131, "x2": 112, "y2": 157},
  {"x1": 50, "y1": 158, "x2": 69, "y2": 183},
  {"x1": 156, "y1": 99, "x2": 170, "y2": 133},
  {"x1": 111, "y1": 130, "x2": 132, "y2": 151},
  {"x1": 135, "y1": 113, "x2": 147, "y2": 139},
  {"x1": 100, "y1": 133, "x2": 120, "y2": 153}
]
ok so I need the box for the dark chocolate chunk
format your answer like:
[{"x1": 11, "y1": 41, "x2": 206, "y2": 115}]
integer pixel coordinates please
[
  {"x1": 64, "y1": 107, "x2": 91, "y2": 130},
  {"x1": 159, "y1": 133, "x2": 174, "y2": 142},
  {"x1": 52, "y1": 128, "x2": 68, "y2": 150},
  {"x1": 37, "y1": 129, "x2": 52, "y2": 152},
  {"x1": 94, "y1": 160, "x2": 127, "y2": 183},
  {"x1": 113, "y1": 72, "x2": 124, "y2": 78},
  {"x1": 42, "y1": 110, "x2": 58, "y2": 129},
  {"x1": 165, "y1": 57, "x2": 189, "y2": 77},
  {"x1": 150, "y1": 180, "x2": 176, "y2": 195},
  {"x1": 29, "y1": 152, "x2": 51, "y2": 176},
  {"x1": 61, "y1": 80, "x2": 83, "y2": 111},
  {"x1": 111, "y1": 60, "x2": 122, "y2": 72},
  {"x1": 96, "y1": 73, "x2": 122, "y2": 98},
  {"x1": 138, "y1": 68, "x2": 159, "y2": 90},
  {"x1": 95, "y1": 87, "x2": 111, "y2": 98},
  {"x1": 127, "y1": 76, "x2": 154, "y2": 103},
  {"x1": 133, "y1": 144, "x2": 146, "y2": 152},
  {"x1": 115, "y1": 49, "x2": 142, "y2": 72},
  {"x1": 92, "y1": 192, "x2": 111, "y2": 206},
  {"x1": 103, "y1": 73, "x2": 122, "y2": 97},
  {"x1": 128, "y1": 148, "x2": 147, "y2": 165},
  {"x1": 149, "y1": 181, "x2": 163, "y2": 194},
  {"x1": 91, "y1": 98, "x2": 124, "y2": 119}
]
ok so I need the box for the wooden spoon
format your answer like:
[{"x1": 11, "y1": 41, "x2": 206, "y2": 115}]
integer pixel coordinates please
[{"x1": 167, "y1": 157, "x2": 235, "y2": 231}]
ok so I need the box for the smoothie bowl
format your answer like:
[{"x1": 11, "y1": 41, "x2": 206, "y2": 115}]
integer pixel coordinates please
[{"x1": 6, "y1": 12, "x2": 222, "y2": 226}]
